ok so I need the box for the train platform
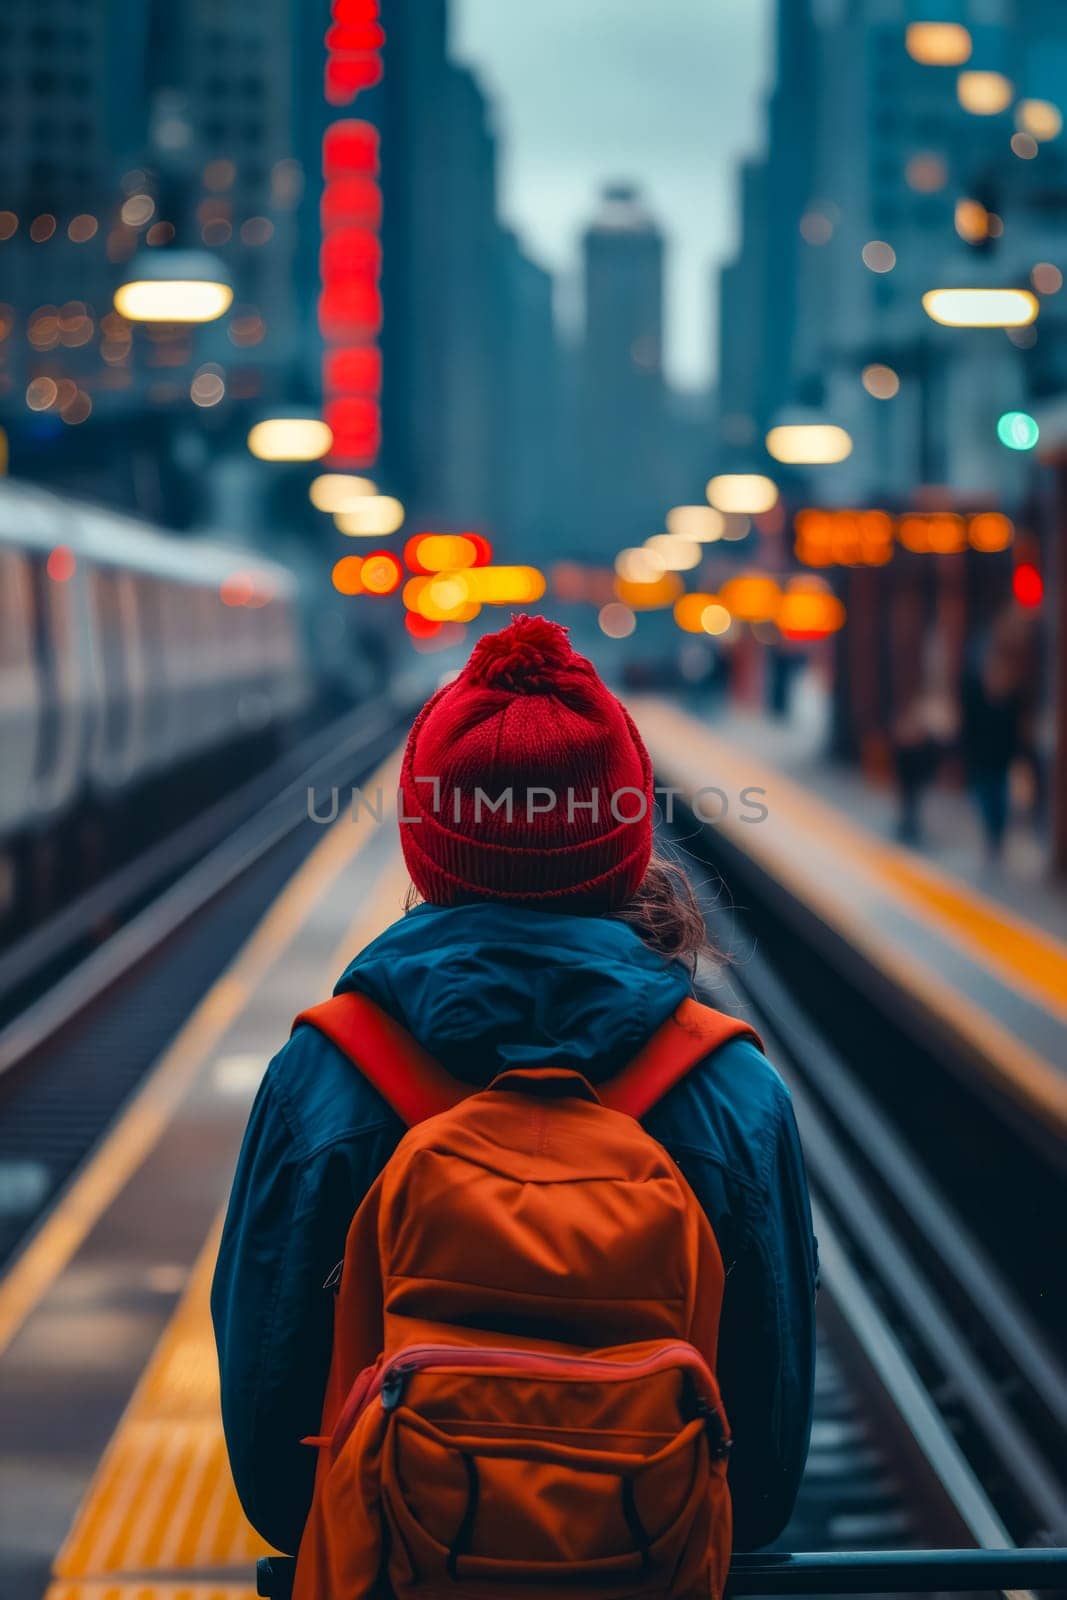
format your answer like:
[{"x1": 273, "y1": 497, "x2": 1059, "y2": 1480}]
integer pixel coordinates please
[
  {"x1": 0, "y1": 717, "x2": 1064, "y2": 1600},
  {"x1": 629, "y1": 695, "x2": 1067, "y2": 1151},
  {"x1": 698, "y1": 693, "x2": 1067, "y2": 945}
]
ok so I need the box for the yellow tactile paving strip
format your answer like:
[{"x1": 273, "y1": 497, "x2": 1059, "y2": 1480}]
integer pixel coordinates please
[
  {"x1": 633, "y1": 697, "x2": 1067, "y2": 1138},
  {"x1": 46, "y1": 1585, "x2": 257, "y2": 1600},
  {"x1": 54, "y1": 1226, "x2": 272, "y2": 1579},
  {"x1": 51, "y1": 845, "x2": 415, "y2": 1586}
]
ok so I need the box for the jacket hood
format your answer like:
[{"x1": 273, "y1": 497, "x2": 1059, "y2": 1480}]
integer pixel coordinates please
[{"x1": 335, "y1": 901, "x2": 692, "y2": 1084}]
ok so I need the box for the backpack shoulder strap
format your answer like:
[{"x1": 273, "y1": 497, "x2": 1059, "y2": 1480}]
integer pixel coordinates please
[
  {"x1": 291, "y1": 992, "x2": 469, "y2": 1128},
  {"x1": 599, "y1": 997, "x2": 763, "y2": 1120},
  {"x1": 293, "y1": 993, "x2": 762, "y2": 1128}
]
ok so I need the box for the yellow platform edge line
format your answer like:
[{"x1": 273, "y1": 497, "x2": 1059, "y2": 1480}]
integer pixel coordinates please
[
  {"x1": 0, "y1": 746, "x2": 403, "y2": 1361},
  {"x1": 879, "y1": 849, "x2": 1067, "y2": 1023},
  {"x1": 635, "y1": 696, "x2": 1067, "y2": 1021}
]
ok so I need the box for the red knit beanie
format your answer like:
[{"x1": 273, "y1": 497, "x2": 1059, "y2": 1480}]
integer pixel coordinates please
[{"x1": 399, "y1": 615, "x2": 654, "y2": 910}]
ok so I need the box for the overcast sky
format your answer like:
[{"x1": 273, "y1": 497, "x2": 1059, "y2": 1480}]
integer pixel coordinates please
[{"x1": 451, "y1": 0, "x2": 773, "y2": 392}]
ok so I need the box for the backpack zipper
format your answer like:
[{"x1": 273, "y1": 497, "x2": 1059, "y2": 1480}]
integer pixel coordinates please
[{"x1": 332, "y1": 1341, "x2": 729, "y2": 1459}]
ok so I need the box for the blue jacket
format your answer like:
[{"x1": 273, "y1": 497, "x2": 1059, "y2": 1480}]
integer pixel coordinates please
[{"x1": 211, "y1": 901, "x2": 818, "y2": 1557}]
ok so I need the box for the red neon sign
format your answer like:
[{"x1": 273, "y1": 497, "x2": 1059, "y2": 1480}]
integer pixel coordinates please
[
  {"x1": 321, "y1": 226, "x2": 382, "y2": 280},
  {"x1": 331, "y1": 0, "x2": 380, "y2": 23},
  {"x1": 324, "y1": 345, "x2": 381, "y2": 395},
  {"x1": 318, "y1": 283, "x2": 382, "y2": 344},
  {"x1": 322, "y1": 121, "x2": 378, "y2": 179},
  {"x1": 324, "y1": 395, "x2": 381, "y2": 459},
  {"x1": 319, "y1": 7, "x2": 384, "y2": 471},
  {"x1": 321, "y1": 175, "x2": 382, "y2": 230},
  {"x1": 325, "y1": 54, "x2": 383, "y2": 105},
  {"x1": 325, "y1": 21, "x2": 385, "y2": 52}
]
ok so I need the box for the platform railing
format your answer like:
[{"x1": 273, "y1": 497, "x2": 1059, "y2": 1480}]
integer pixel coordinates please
[{"x1": 257, "y1": 1546, "x2": 1067, "y2": 1596}]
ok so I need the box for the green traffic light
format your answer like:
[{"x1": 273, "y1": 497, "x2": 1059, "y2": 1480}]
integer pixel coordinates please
[{"x1": 996, "y1": 411, "x2": 1040, "y2": 451}]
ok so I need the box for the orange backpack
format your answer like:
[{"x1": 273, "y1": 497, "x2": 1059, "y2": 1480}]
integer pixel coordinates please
[{"x1": 289, "y1": 993, "x2": 762, "y2": 1600}]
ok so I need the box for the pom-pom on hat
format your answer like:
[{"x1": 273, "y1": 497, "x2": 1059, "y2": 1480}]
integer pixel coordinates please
[{"x1": 399, "y1": 614, "x2": 654, "y2": 910}]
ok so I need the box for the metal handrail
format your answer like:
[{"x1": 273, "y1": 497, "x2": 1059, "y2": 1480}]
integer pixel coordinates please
[
  {"x1": 257, "y1": 1546, "x2": 1067, "y2": 1596},
  {"x1": 726, "y1": 1547, "x2": 1067, "y2": 1592}
]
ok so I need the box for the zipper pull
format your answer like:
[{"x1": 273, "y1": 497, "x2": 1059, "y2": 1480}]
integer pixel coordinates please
[
  {"x1": 697, "y1": 1399, "x2": 732, "y2": 1459},
  {"x1": 684, "y1": 1371, "x2": 731, "y2": 1458},
  {"x1": 380, "y1": 1366, "x2": 409, "y2": 1412}
]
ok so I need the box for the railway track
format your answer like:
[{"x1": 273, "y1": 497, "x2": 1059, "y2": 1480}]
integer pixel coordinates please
[
  {"x1": 0, "y1": 687, "x2": 427, "y2": 1033},
  {"x1": 675, "y1": 806, "x2": 1067, "y2": 1559},
  {"x1": 0, "y1": 700, "x2": 414, "y2": 1268}
]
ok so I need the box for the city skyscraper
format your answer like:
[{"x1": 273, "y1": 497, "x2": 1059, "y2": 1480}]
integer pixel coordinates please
[
  {"x1": 435, "y1": 62, "x2": 502, "y2": 533},
  {"x1": 0, "y1": 0, "x2": 144, "y2": 494},
  {"x1": 0, "y1": 2, "x2": 121, "y2": 314},
  {"x1": 494, "y1": 228, "x2": 559, "y2": 557},
  {"x1": 0, "y1": 0, "x2": 308, "y2": 514},
  {"x1": 718, "y1": 0, "x2": 1067, "y2": 506},
  {"x1": 369, "y1": 3, "x2": 564, "y2": 554},
  {"x1": 576, "y1": 183, "x2": 666, "y2": 560},
  {"x1": 0, "y1": 0, "x2": 563, "y2": 555},
  {"x1": 356, "y1": 0, "x2": 561, "y2": 550},
  {"x1": 714, "y1": 0, "x2": 1067, "y2": 777},
  {"x1": 716, "y1": 0, "x2": 817, "y2": 463}
]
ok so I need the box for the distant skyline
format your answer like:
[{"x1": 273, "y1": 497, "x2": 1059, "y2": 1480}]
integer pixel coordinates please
[{"x1": 451, "y1": 0, "x2": 773, "y2": 392}]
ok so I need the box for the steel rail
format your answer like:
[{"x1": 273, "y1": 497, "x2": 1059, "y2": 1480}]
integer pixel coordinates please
[{"x1": 0, "y1": 699, "x2": 413, "y2": 1081}]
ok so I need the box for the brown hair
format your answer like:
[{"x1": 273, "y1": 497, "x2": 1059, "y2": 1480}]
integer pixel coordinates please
[
  {"x1": 403, "y1": 850, "x2": 720, "y2": 978},
  {"x1": 612, "y1": 851, "x2": 719, "y2": 977}
]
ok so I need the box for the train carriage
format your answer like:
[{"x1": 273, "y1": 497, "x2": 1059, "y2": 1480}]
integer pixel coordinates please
[{"x1": 0, "y1": 480, "x2": 309, "y2": 928}]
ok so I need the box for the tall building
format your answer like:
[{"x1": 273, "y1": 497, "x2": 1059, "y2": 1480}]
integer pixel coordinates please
[
  {"x1": 0, "y1": 0, "x2": 308, "y2": 516},
  {"x1": 436, "y1": 63, "x2": 502, "y2": 533},
  {"x1": 716, "y1": 0, "x2": 819, "y2": 464},
  {"x1": 494, "y1": 229, "x2": 559, "y2": 558},
  {"x1": 717, "y1": 160, "x2": 771, "y2": 461},
  {"x1": 575, "y1": 183, "x2": 667, "y2": 560},
  {"x1": 719, "y1": 0, "x2": 1067, "y2": 507},
  {"x1": 182, "y1": 0, "x2": 303, "y2": 399},
  {"x1": 376, "y1": 4, "x2": 551, "y2": 548},
  {"x1": 0, "y1": 0, "x2": 138, "y2": 489},
  {"x1": 0, "y1": 0, "x2": 562, "y2": 556},
  {"x1": 718, "y1": 0, "x2": 1067, "y2": 784},
  {"x1": 374, "y1": 0, "x2": 451, "y2": 523},
  {"x1": 0, "y1": 3, "x2": 120, "y2": 313}
]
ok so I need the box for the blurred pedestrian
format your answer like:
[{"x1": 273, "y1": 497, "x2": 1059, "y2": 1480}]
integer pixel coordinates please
[
  {"x1": 960, "y1": 609, "x2": 1035, "y2": 861},
  {"x1": 890, "y1": 636, "x2": 957, "y2": 846}
]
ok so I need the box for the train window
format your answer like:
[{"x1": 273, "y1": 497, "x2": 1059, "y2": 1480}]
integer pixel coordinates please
[
  {"x1": 132, "y1": 574, "x2": 166, "y2": 748},
  {"x1": 160, "y1": 582, "x2": 185, "y2": 690},
  {"x1": 26, "y1": 553, "x2": 63, "y2": 784},
  {"x1": 90, "y1": 566, "x2": 130, "y2": 758},
  {"x1": 196, "y1": 585, "x2": 221, "y2": 679},
  {"x1": 0, "y1": 550, "x2": 33, "y2": 677},
  {"x1": 135, "y1": 576, "x2": 164, "y2": 678}
]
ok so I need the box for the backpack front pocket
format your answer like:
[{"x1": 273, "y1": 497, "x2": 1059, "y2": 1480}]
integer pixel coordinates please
[{"x1": 364, "y1": 1342, "x2": 731, "y2": 1596}]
